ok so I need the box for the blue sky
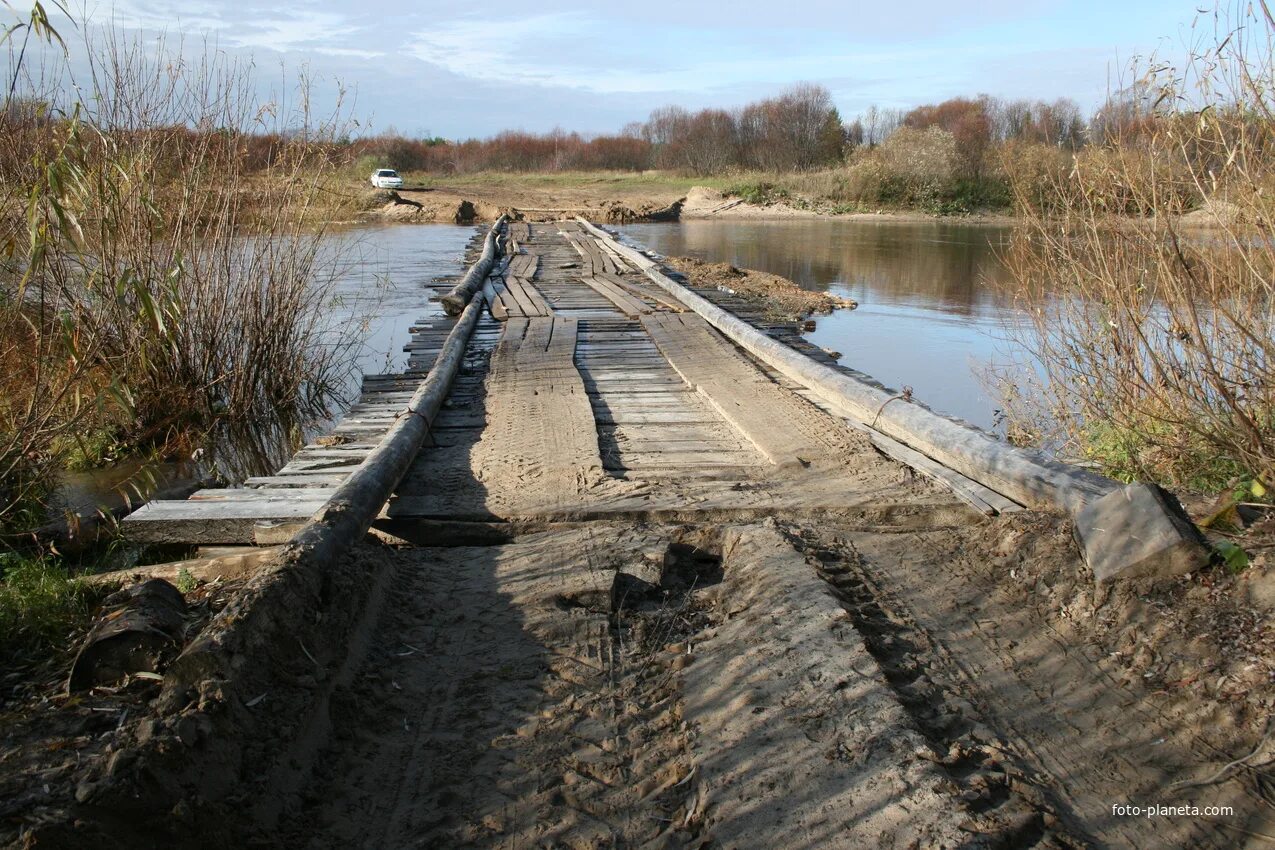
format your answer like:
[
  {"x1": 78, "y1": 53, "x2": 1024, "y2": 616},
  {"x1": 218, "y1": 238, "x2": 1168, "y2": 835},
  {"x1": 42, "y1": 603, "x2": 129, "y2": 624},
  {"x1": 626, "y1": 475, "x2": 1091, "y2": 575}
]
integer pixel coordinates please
[{"x1": 57, "y1": 0, "x2": 1218, "y2": 137}]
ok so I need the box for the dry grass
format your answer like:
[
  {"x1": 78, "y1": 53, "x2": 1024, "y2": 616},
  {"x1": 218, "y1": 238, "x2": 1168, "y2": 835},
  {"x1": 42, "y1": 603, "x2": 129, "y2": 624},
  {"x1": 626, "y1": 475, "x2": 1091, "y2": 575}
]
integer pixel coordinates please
[
  {"x1": 993, "y1": 1, "x2": 1275, "y2": 496},
  {"x1": 0, "y1": 20, "x2": 358, "y2": 532}
]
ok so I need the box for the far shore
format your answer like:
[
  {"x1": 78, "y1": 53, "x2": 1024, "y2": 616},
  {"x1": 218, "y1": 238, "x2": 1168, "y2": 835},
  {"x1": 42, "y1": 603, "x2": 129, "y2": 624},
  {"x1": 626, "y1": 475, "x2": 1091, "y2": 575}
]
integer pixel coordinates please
[
  {"x1": 350, "y1": 173, "x2": 1021, "y2": 226},
  {"x1": 344, "y1": 173, "x2": 1236, "y2": 232}
]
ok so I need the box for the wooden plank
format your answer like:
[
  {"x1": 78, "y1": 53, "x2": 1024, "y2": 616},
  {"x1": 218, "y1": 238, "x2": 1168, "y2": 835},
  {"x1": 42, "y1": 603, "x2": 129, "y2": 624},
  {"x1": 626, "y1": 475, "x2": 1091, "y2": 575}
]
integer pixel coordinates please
[
  {"x1": 594, "y1": 410, "x2": 723, "y2": 425},
  {"x1": 601, "y1": 449, "x2": 760, "y2": 466},
  {"x1": 576, "y1": 274, "x2": 651, "y2": 317},
  {"x1": 595, "y1": 272, "x2": 685, "y2": 312},
  {"x1": 503, "y1": 277, "x2": 551, "y2": 318},
  {"x1": 123, "y1": 498, "x2": 329, "y2": 544},
  {"x1": 244, "y1": 475, "x2": 352, "y2": 488},
  {"x1": 189, "y1": 488, "x2": 340, "y2": 502},
  {"x1": 640, "y1": 312, "x2": 843, "y2": 468},
  {"x1": 482, "y1": 277, "x2": 508, "y2": 321}
]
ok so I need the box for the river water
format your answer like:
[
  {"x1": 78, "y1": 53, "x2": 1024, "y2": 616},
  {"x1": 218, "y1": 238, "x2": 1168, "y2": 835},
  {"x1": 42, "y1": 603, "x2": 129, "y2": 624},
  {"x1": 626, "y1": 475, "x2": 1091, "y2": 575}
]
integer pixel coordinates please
[
  {"x1": 321, "y1": 224, "x2": 477, "y2": 409},
  {"x1": 621, "y1": 219, "x2": 1029, "y2": 432}
]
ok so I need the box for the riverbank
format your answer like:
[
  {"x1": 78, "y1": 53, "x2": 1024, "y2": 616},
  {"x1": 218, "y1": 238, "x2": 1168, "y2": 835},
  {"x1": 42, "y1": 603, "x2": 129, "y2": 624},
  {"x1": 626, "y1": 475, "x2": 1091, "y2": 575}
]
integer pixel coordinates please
[
  {"x1": 349, "y1": 173, "x2": 1246, "y2": 231},
  {"x1": 350, "y1": 170, "x2": 1017, "y2": 225}
]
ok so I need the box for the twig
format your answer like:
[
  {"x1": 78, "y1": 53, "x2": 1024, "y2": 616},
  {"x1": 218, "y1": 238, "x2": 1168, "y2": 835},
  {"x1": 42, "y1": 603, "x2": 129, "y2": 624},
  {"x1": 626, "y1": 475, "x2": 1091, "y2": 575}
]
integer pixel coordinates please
[
  {"x1": 870, "y1": 386, "x2": 913, "y2": 428},
  {"x1": 1170, "y1": 716, "x2": 1275, "y2": 791},
  {"x1": 298, "y1": 639, "x2": 321, "y2": 670}
]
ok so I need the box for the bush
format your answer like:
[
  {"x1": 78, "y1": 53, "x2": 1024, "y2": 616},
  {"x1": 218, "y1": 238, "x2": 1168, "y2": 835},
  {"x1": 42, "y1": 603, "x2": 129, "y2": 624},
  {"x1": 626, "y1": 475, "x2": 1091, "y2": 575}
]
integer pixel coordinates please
[
  {"x1": 1, "y1": 25, "x2": 359, "y2": 530},
  {"x1": 877, "y1": 126, "x2": 960, "y2": 185},
  {"x1": 998, "y1": 140, "x2": 1072, "y2": 213},
  {"x1": 726, "y1": 181, "x2": 791, "y2": 205},
  {"x1": 996, "y1": 5, "x2": 1275, "y2": 494}
]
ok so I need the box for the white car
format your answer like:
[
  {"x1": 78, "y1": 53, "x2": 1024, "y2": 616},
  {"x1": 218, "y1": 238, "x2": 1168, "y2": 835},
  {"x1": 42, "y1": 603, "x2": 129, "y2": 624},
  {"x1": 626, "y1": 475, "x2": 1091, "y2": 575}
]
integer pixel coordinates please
[{"x1": 370, "y1": 168, "x2": 404, "y2": 189}]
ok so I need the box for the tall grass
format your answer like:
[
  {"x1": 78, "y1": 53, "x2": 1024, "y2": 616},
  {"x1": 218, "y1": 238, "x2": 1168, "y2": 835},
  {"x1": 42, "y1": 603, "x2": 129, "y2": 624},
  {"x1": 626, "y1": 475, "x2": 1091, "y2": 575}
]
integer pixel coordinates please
[
  {"x1": 995, "y1": 1, "x2": 1275, "y2": 495},
  {"x1": 0, "y1": 552, "x2": 108, "y2": 675},
  {"x1": 0, "y1": 17, "x2": 358, "y2": 533}
]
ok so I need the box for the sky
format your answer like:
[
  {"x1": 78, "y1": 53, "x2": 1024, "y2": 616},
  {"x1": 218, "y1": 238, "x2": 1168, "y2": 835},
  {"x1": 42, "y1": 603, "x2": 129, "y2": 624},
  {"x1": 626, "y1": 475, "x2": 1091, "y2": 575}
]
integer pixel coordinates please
[{"x1": 37, "y1": 0, "x2": 1227, "y2": 138}]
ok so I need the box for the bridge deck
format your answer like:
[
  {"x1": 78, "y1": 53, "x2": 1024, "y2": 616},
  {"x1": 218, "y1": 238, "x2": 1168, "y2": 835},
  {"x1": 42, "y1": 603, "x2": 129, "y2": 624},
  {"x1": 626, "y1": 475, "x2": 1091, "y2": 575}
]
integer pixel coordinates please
[
  {"x1": 92, "y1": 220, "x2": 1236, "y2": 850},
  {"x1": 123, "y1": 220, "x2": 1013, "y2": 544}
]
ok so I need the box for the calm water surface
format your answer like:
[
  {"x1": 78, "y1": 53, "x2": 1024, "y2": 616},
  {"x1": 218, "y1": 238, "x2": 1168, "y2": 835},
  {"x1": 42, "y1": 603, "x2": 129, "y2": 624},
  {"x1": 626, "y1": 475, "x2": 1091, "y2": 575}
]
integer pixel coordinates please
[
  {"x1": 621, "y1": 219, "x2": 1029, "y2": 431},
  {"x1": 324, "y1": 223, "x2": 476, "y2": 407}
]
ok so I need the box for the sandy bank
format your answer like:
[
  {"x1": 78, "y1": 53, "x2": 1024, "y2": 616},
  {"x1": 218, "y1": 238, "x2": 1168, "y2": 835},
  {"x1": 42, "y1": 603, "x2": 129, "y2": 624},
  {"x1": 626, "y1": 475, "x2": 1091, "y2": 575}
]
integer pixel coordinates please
[{"x1": 663, "y1": 254, "x2": 856, "y2": 322}]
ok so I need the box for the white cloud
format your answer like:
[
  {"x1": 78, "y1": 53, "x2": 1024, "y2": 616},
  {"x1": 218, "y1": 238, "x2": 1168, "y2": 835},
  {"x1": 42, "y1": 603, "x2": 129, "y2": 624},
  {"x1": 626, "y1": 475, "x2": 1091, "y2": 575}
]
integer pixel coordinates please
[
  {"x1": 101, "y1": 1, "x2": 365, "y2": 52},
  {"x1": 313, "y1": 47, "x2": 385, "y2": 59},
  {"x1": 405, "y1": 13, "x2": 1020, "y2": 97}
]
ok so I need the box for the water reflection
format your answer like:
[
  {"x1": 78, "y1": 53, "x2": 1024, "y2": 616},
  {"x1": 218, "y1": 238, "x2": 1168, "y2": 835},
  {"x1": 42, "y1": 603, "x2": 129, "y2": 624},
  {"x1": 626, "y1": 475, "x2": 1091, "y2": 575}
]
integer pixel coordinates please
[
  {"x1": 621, "y1": 219, "x2": 1030, "y2": 431},
  {"x1": 322, "y1": 223, "x2": 478, "y2": 409}
]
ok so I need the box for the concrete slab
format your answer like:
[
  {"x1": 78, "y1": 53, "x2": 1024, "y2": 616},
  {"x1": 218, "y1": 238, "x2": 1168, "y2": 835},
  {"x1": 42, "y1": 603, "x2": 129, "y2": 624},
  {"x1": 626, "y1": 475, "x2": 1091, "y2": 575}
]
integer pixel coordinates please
[{"x1": 1073, "y1": 482, "x2": 1209, "y2": 583}]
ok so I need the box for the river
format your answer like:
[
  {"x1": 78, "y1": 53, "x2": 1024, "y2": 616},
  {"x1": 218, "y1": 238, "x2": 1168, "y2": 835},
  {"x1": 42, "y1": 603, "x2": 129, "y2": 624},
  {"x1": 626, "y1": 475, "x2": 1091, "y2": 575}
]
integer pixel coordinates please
[{"x1": 621, "y1": 218, "x2": 1031, "y2": 432}]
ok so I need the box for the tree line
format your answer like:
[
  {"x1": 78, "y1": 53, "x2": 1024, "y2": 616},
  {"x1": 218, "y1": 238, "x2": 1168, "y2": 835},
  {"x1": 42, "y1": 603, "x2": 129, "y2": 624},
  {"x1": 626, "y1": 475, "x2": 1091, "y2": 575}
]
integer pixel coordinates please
[{"x1": 353, "y1": 83, "x2": 1124, "y2": 178}]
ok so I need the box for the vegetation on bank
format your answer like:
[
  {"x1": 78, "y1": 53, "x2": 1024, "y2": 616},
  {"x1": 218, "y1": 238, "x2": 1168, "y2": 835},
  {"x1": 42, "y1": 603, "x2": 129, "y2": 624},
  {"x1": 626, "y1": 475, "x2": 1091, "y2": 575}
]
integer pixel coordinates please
[
  {"x1": 0, "y1": 9, "x2": 368, "y2": 672},
  {"x1": 0, "y1": 18, "x2": 358, "y2": 538},
  {"x1": 347, "y1": 86, "x2": 1087, "y2": 215},
  {"x1": 0, "y1": 553, "x2": 110, "y2": 677},
  {"x1": 992, "y1": 3, "x2": 1275, "y2": 514}
]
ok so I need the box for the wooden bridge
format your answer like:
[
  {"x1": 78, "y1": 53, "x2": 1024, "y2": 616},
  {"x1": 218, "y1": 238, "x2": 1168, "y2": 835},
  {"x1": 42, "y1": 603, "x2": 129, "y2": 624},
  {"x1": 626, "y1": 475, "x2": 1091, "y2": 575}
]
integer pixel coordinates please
[
  {"x1": 120, "y1": 219, "x2": 1046, "y2": 548},
  {"x1": 121, "y1": 216, "x2": 1196, "y2": 583}
]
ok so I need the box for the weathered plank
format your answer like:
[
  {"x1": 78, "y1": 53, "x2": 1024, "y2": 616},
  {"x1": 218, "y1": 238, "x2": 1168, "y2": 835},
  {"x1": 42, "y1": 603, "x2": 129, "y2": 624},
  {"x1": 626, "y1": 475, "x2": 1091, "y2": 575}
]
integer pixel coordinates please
[{"x1": 641, "y1": 312, "x2": 861, "y2": 468}]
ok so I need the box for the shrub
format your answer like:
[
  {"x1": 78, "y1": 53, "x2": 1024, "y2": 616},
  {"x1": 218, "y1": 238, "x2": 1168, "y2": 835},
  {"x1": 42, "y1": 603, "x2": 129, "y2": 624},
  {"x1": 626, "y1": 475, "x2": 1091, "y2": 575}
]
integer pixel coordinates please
[
  {"x1": 726, "y1": 181, "x2": 791, "y2": 205},
  {"x1": 996, "y1": 4, "x2": 1275, "y2": 494},
  {"x1": 1, "y1": 19, "x2": 359, "y2": 531},
  {"x1": 877, "y1": 126, "x2": 960, "y2": 186},
  {"x1": 997, "y1": 140, "x2": 1072, "y2": 213}
]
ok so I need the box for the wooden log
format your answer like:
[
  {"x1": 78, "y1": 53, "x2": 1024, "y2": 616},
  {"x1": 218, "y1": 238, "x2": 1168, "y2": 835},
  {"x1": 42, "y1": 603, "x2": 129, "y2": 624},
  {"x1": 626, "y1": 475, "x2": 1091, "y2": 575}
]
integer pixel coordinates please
[
  {"x1": 279, "y1": 270, "x2": 491, "y2": 565},
  {"x1": 83, "y1": 547, "x2": 283, "y2": 587},
  {"x1": 577, "y1": 218, "x2": 1117, "y2": 514},
  {"x1": 440, "y1": 216, "x2": 507, "y2": 315},
  {"x1": 67, "y1": 579, "x2": 188, "y2": 691}
]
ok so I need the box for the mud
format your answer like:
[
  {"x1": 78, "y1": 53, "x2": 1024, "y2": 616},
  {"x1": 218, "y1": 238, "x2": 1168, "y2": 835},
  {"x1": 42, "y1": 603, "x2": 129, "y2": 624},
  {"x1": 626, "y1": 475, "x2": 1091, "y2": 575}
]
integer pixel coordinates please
[{"x1": 7, "y1": 507, "x2": 1272, "y2": 848}]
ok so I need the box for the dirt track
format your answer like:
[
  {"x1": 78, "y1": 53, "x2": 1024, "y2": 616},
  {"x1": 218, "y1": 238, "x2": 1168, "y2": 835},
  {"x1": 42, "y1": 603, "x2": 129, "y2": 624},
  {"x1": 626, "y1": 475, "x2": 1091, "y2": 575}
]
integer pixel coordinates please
[{"x1": 5, "y1": 222, "x2": 1273, "y2": 849}]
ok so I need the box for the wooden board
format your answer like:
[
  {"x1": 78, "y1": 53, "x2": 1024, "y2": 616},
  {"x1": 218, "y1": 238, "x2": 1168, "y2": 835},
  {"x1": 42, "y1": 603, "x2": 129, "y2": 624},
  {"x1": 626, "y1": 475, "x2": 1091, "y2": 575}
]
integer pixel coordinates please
[{"x1": 641, "y1": 313, "x2": 854, "y2": 469}]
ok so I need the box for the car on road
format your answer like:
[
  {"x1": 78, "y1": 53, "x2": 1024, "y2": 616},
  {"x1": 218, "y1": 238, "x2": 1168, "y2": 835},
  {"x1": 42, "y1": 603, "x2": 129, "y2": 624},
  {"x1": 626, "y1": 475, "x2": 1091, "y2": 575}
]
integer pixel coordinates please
[{"x1": 370, "y1": 168, "x2": 404, "y2": 189}]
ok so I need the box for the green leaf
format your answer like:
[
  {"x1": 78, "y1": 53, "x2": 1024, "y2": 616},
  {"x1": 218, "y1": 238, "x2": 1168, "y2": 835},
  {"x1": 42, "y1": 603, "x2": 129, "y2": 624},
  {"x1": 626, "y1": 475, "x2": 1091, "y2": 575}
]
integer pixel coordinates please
[{"x1": 1215, "y1": 540, "x2": 1250, "y2": 574}]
